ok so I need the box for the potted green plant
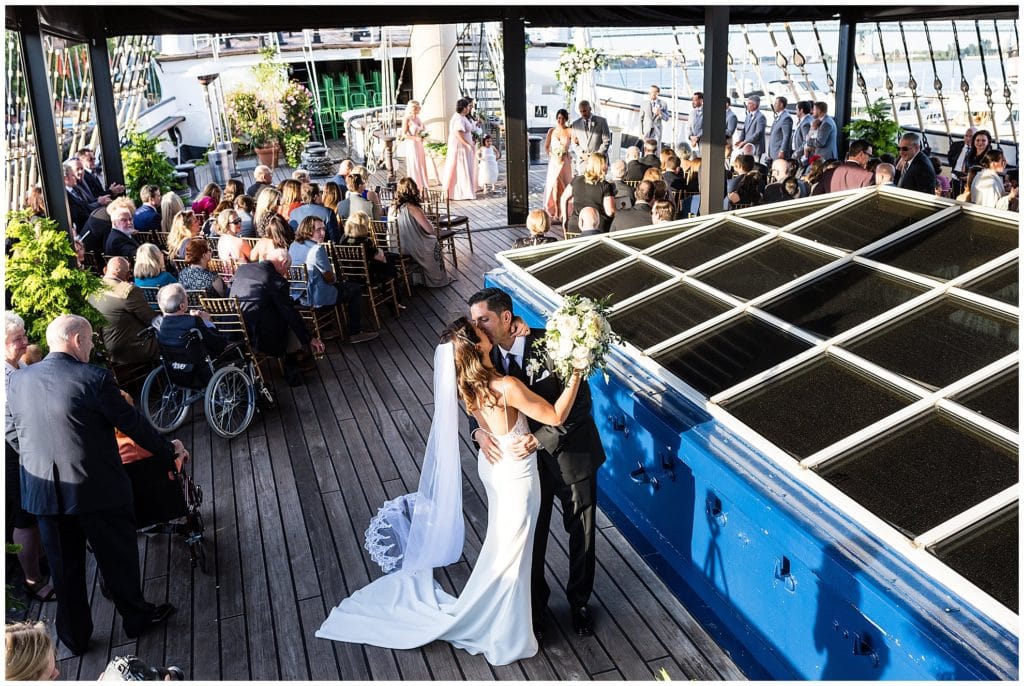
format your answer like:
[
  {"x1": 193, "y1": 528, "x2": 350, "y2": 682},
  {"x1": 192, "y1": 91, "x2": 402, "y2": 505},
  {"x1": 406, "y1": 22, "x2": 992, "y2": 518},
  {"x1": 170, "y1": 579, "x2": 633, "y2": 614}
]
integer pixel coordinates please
[
  {"x1": 120, "y1": 127, "x2": 185, "y2": 204},
  {"x1": 844, "y1": 98, "x2": 903, "y2": 157}
]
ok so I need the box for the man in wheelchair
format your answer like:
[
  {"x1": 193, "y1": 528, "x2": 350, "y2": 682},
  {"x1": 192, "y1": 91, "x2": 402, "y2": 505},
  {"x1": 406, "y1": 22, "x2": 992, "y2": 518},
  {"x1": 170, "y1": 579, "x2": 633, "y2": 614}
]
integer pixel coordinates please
[{"x1": 154, "y1": 283, "x2": 232, "y2": 368}]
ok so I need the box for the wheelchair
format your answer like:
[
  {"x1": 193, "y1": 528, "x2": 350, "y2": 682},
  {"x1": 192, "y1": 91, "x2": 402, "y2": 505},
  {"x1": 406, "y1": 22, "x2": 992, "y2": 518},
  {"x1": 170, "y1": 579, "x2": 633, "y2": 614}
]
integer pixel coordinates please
[{"x1": 140, "y1": 326, "x2": 272, "y2": 439}]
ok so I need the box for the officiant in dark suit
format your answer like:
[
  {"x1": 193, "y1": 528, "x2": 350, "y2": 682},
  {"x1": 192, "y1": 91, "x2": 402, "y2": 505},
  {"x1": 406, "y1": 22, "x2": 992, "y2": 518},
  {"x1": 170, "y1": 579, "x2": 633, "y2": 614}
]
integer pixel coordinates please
[
  {"x1": 570, "y1": 100, "x2": 611, "y2": 175},
  {"x1": 469, "y1": 287, "x2": 607, "y2": 640}
]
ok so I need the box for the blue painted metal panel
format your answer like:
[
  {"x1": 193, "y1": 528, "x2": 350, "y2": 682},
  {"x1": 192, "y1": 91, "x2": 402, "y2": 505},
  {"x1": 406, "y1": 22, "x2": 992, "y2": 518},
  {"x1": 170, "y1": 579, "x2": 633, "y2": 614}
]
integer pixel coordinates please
[{"x1": 486, "y1": 269, "x2": 1019, "y2": 681}]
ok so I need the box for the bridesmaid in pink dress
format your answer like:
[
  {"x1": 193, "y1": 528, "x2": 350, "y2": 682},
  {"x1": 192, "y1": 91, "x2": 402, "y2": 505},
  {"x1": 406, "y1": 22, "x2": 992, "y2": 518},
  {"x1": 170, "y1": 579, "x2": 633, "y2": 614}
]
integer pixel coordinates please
[
  {"x1": 402, "y1": 100, "x2": 429, "y2": 190},
  {"x1": 442, "y1": 98, "x2": 477, "y2": 201},
  {"x1": 542, "y1": 108, "x2": 573, "y2": 223}
]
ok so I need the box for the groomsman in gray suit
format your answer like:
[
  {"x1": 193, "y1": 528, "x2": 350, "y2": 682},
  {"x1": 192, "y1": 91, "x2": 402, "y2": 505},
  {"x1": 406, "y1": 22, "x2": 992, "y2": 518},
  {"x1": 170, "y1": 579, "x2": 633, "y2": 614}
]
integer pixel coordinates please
[
  {"x1": 739, "y1": 95, "x2": 767, "y2": 160},
  {"x1": 791, "y1": 101, "x2": 814, "y2": 162},
  {"x1": 571, "y1": 100, "x2": 611, "y2": 174},
  {"x1": 725, "y1": 99, "x2": 739, "y2": 158},
  {"x1": 686, "y1": 91, "x2": 704, "y2": 156},
  {"x1": 639, "y1": 85, "x2": 669, "y2": 144},
  {"x1": 767, "y1": 96, "x2": 793, "y2": 162}
]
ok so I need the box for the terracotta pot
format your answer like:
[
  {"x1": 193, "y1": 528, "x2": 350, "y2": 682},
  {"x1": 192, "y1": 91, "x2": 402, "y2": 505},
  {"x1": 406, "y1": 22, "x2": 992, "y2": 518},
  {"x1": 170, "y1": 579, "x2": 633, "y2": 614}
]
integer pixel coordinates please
[{"x1": 254, "y1": 141, "x2": 281, "y2": 168}]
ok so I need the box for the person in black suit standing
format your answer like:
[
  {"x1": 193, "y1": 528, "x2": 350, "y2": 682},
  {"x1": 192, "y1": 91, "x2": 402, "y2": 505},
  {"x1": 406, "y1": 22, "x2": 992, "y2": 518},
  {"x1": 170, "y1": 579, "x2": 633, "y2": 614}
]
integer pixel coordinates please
[
  {"x1": 895, "y1": 132, "x2": 938, "y2": 195},
  {"x1": 63, "y1": 160, "x2": 93, "y2": 232},
  {"x1": 468, "y1": 287, "x2": 606, "y2": 639},
  {"x1": 6, "y1": 314, "x2": 184, "y2": 656}
]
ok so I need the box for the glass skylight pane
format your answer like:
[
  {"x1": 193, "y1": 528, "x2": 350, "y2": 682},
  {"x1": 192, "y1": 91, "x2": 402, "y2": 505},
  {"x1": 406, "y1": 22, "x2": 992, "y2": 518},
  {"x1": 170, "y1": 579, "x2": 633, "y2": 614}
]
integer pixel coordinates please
[
  {"x1": 651, "y1": 221, "x2": 763, "y2": 271},
  {"x1": 964, "y1": 261, "x2": 1019, "y2": 306},
  {"x1": 815, "y1": 411, "x2": 1019, "y2": 537},
  {"x1": 950, "y1": 368, "x2": 1019, "y2": 431},
  {"x1": 530, "y1": 242, "x2": 628, "y2": 288},
  {"x1": 611, "y1": 225, "x2": 694, "y2": 250},
  {"x1": 793, "y1": 195, "x2": 935, "y2": 250},
  {"x1": 506, "y1": 244, "x2": 572, "y2": 269},
  {"x1": 742, "y1": 198, "x2": 840, "y2": 228},
  {"x1": 608, "y1": 283, "x2": 731, "y2": 350},
  {"x1": 930, "y1": 504, "x2": 1018, "y2": 613},
  {"x1": 565, "y1": 262, "x2": 669, "y2": 305},
  {"x1": 695, "y1": 239, "x2": 835, "y2": 300}
]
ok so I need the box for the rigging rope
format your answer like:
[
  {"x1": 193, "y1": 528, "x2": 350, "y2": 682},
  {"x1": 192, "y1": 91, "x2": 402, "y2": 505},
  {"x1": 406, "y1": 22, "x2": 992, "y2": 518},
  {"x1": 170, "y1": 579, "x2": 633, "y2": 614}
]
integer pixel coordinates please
[
  {"x1": 974, "y1": 20, "x2": 1001, "y2": 143},
  {"x1": 923, "y1": 21, "x2": 953, "y2": 141},
  {"x1": 670, "y1": 26, "x2": 696, "y2": 96},
  {"x1": 784, "y1": 22, "x2": 816, "y2": 101},
  {"x1": 950, "y1": 21, "x2": 974, "y2": 129},
  {"x1": 874, "y1": 23, "x2": 900, "y2": 127},
  {"x1": 765, "y1": 23, "x2": 800, "y2": 104},
  {"x1": 991, "y1": 20, "x2": 1017, "y2": 142},
  {"x1": 811, "y1": 21, "x2": 835, "y2": 95},
  {"x1": 853, "y1": 56, "x2": 872, "y2": 110},
  {"x1": 897, "y1": 22, "x2": 926, "y2": 134},
  {"x1": 740, "y1": 24, "x2": 770, "y2": 99}
]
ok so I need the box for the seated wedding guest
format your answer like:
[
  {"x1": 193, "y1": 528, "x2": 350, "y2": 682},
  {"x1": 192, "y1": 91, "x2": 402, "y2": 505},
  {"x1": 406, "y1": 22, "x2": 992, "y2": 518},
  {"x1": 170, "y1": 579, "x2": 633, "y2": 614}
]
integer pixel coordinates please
[
  {"x1": 104, "y1": 198, "x2": 142, "y2": 260},
  {"x1": 608, "y1": 160, "x2": 634, "y2": 210},
  {"x1": 394, "y1": 177, "x2": 453, "y2": 288},
  {"x1": 875, "y1": 162, "x2": 896, "y2": 186},
  {"x1": 234, "y1": 194, "x2": 257, "y2": 237},
  {"x1": 22, "y1": 185, "x2": 46, "y2": 218},
  {"x1": 133, "y1": 243, "x2": 177, "y2": 288},
  {"x1": 20, "y1": 343, "x2": 43, "y2": 366},
  {"x1": 322, "y1": 181, "x2": 344, "y2": 224},
  {"x1": 229, "y1": 248, "x2": 326, "y2": 386},
  {"x1": 190, "y1": 195, "x2": 216, "y2": 233},
  {"x1": 133, "y1": 185, "x2": 162, "y2": 232},
  {"x1": 330, "y1": 159, "x2": 355, "y2": 190},
  {"x1": 292, "y1": 168, "x2": 311, "y2": 184},
  {"x1": 346, "y1": 173, "x2": 381, "y2": 221},
  {"x1": 206, "y1": 200, "x2": 233, "y2": 235},
  {"x1": 352, "y1": 164, "x2": 382, "y2": 211},
  {"x1": 155, "y1": 283, "x2": 229, "y2": 358},
  {"x1": 160, "y1": 190, "x2": 184, "y2": 234},
  {"x1": 639, "y1": 138, "x2": 661, "y2": 168},
  {"x1": 254, "y1": 186, "x2": 283, "y2": 236},
  {"x1": 560, "y1": 152, "x2": 615, "y2": 234},
  {"x1": 512, "y1": 209, "x2": 558, "y2": 248},
  {"x1": 726, "y1": 154, "x2": 761, "y2": 209},
  {"x1": 250, "y1": 213, "x2": 292, "y2": 263},
  {"x1": 931, "y1": 155, "x2": 952, "y2": 197},
  {"x1": 970, "y1": 149, "x2": 1018, "y2": 210},
  {"x1": 278, "y1": 178, "x2": 302, "y2": 220},
  {"x1": 166, "y1": 209, "x2": 201, "y2": 260},
  {"x1": 5, "y1": 621, "x2": 59, "y2": 681},
  {"x1": 611, "y1": 180, "x2": 657, "y2": 231},
  {"x1": 659, "y1": 147, "x2": 674, "y2": 172},
  {"x1": 222, "y1": 178, "x2": 245, "y2": 206},
  {"x1": 289, "y1": 182, "x2": 341, "y2": 242},
  {"x1": 215, "y1": 209, "x2": 250, "y2": 263},
  {"x1": 662, "y1": 154, "x2": 686, "y2": 191},
  {"x1": 197, "y1": 182, "x2": 221, "y2": 209},
  {"x1": 651, "y1": 178, "x2": 670, "y2": 202},
  {"x1": 177, "y1": 238, "x2": 227, "y2": 297},
  {"x1": 87, "y1": 256, "x2": 159, "y2": 365},
  {"x1": 623, "y1": 145, "x2": 648, "y2": 181},
  {"x1": 651, "y1": 200, "x2": 675, "y2": 224},
  {"x1": 341, "y1": 211, "x2": 400, "y2": 286},
  {"x1": 641, "y1": 166, "x2": 663, "y2": 183},
  {"x1": 577, "y1": 206, "x2": 602, "y2": 236},
  {"x1": 246, "y1": 164, "x2": 273, "y2": 197}
]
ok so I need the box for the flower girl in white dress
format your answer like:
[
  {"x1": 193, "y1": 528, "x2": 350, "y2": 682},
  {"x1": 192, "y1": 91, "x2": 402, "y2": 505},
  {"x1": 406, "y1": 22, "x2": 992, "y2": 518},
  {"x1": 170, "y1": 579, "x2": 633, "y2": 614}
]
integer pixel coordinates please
[
  {"x1": 476, "y1": 135, "x2": 500, "y2": 194},
  {"x1": 317, "y1": 317, "x2": 581, "y2": 666}
]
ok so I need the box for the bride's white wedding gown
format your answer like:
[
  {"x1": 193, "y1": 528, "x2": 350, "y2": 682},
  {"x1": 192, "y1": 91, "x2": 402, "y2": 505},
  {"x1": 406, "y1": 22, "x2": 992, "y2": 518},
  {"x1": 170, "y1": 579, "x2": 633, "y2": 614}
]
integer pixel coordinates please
[{"x1": 316, "y1": 410, "x2": 540, "y2": 666}]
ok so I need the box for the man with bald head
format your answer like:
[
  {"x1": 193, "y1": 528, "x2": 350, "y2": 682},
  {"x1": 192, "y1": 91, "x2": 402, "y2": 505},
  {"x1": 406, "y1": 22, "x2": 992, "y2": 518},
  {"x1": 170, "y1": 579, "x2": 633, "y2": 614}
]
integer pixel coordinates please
[
  {"x1": 86, "y1": 257, "x2": 159, "y2": 365},
  {"x1": 229, "y1": 248, "x2": 325, "y2": 386},
  {"x1": 246, "y1": 164, "x2": 274, "y2": 198},
  {"x1": 7, "y1": 314, "x2": 184, "y2": 654},
  {"x1": 577, "y1": 206, "x2": 602, "y2": 236}
]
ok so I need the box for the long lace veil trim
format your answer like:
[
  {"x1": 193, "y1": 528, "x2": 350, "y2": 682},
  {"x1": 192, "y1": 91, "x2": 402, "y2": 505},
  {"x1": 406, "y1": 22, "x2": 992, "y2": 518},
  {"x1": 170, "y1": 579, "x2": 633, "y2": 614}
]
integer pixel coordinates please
[{"x1": 364, "y1": 342, "x2": 464, "y2": 574}]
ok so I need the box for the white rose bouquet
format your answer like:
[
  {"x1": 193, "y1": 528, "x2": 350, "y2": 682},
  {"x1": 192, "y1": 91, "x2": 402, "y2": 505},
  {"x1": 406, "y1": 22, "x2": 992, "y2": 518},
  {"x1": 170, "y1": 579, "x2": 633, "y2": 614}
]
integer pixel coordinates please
[
  {"x1": 550, "y1": 139, "x2": 567, "y2": 159},
  {"x1": 526, "y1": 295, "x2": 621, "y2": 382}
]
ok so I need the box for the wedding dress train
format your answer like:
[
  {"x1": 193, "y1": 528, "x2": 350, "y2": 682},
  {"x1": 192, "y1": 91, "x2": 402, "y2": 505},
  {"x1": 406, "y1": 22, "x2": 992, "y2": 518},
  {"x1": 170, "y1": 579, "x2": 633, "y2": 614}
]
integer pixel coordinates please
[{"x1": 316, "y1": 410, "x2": 539, "y2": 666}]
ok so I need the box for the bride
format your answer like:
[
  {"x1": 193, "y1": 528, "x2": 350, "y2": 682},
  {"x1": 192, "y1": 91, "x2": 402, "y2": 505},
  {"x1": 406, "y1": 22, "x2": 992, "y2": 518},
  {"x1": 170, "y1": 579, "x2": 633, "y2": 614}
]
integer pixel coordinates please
[{"x1": 317, "y1": 317, "x2": 581, "y2": 665}]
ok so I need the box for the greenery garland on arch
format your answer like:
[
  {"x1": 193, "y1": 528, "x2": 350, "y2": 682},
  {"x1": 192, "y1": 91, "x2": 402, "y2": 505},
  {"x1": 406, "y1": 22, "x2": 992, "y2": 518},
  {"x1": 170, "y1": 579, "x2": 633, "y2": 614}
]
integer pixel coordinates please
[{"x1": 554, "y1": 45, "x2": 606, "y2": 109}]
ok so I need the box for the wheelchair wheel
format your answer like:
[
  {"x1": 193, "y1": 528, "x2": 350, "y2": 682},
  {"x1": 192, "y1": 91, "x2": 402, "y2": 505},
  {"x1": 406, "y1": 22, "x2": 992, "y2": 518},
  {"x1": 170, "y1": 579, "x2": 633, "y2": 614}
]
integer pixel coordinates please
[
  {"x1": 141, "y1": 367, "x2": 191, "y2": 433},
  {"x1": 204, "y1": 366, "x2": 256, "y2": 439}
]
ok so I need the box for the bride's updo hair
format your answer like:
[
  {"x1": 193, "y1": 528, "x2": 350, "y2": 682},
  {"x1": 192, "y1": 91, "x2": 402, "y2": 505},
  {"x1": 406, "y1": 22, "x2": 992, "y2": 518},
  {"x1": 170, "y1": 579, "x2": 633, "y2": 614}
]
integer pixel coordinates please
[{"x1": 441, "y1": 317, "x2": 500, "y2": 412}]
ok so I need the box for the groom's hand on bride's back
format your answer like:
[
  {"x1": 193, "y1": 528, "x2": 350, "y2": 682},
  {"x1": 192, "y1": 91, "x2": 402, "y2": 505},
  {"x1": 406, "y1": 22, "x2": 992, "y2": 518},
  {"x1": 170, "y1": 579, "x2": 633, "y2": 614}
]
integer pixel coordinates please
[{"x1": 509, "y1": 433, "x2": 538, "y2": 460}]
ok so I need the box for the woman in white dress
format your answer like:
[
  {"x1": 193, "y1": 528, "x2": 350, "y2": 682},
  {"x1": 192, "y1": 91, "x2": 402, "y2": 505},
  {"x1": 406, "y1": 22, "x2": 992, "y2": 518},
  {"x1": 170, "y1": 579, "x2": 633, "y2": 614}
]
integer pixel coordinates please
[
  {"x1": 476, "y1": 135, "x2": 500, "y2": 194},
  {"x1": 318, "y1": 317, "x2": 582, "y2": 666},
  {"x1": 401, "y1": 100, "x2": 430, "y2": 190},
  {"x1": 442, "y1": 98, "x2": 477, "y2": 200}
]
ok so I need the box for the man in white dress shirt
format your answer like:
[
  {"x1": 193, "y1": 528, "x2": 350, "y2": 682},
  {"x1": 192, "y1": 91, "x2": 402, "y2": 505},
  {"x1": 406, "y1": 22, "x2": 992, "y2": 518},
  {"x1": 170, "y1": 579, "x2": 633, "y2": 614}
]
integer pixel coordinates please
[{"x1": 639, "y1": 85, "x2": 669, "y2": 144}]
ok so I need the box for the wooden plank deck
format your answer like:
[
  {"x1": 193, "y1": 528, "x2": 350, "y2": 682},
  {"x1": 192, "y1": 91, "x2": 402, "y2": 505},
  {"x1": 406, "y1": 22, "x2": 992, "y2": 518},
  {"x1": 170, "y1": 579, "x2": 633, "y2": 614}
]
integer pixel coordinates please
[{"x1": 11, "y1": 144, "x2": 745, "y2": 681}]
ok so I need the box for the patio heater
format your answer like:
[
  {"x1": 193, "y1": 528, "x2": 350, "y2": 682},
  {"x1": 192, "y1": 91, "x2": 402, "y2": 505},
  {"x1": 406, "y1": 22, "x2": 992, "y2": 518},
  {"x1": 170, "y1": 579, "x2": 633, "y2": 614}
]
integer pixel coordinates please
[{"x1": 197, "y1": 73, "x2": 236, "y2": 185}]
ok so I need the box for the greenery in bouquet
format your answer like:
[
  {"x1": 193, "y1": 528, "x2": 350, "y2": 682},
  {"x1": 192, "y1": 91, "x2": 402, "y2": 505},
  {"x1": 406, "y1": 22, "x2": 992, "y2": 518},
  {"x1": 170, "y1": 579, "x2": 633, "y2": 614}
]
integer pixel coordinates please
[
  {"x1": 555, "y1": 45, "x2": 606, "y2": 109},
  {"x1": 527, "y1": 295, "x2": 621, "y2": 382},
  {"x1": 424, "y1": 141, "x2": 448, "y2": 158}
]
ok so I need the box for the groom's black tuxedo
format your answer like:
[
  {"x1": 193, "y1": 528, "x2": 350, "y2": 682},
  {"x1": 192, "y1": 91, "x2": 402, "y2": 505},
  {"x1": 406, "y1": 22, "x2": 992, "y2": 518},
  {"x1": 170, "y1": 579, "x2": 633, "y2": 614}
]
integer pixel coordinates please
[{"x1": 490, "y1": 328, "x2": 606, "y2": 619}]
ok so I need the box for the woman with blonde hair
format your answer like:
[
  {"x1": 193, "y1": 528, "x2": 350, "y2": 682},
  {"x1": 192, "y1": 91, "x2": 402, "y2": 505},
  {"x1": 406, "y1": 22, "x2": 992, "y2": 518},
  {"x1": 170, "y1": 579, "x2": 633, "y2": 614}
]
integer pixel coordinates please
[
  {"x1": 279, "y1": 178, "x2": 303, "y2": 219},
  {"x1": 342, "y1": 210, "x2": 399, "y2": 284},
  {"x1": 134, "y1": 243, "x2": 177, "y2": 287},
  {"x1": 5, "y1": 621, "x2": 59, "y2": 680},
  {"x1": 401, "y1": 100, "x2": 430, "y2": 189},
  {"x1": 512, "y1": 209, "x2": 557, "y2": 249},
  {"x1": 166, "y1": 209, "x2": 201, "y2": 260},
  {"x1": 254, "y1": 186, "x2": 283, "y2": 236},
  {"x1": 559, "y1": 151, "x2": 615, "y2": 234},
  {"x1": 160, "y1": 191, "x2": 184, "y2": 233},
  {"x1": 216, "y1": 209, "x2": 250, "y2": 263}
]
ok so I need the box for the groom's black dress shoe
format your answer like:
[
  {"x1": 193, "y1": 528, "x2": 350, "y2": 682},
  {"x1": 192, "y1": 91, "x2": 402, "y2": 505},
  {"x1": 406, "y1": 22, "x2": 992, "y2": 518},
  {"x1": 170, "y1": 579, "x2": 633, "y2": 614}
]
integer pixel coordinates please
[
  {"x1": 533, "y1": 615, "x2": 546, "y2": 642},
  {"x1": 571, "y1": 605, "x2": 594, "y2": 637},
  {"x1": 124, "y1": 603, "x2": 176, "y2": 638}
]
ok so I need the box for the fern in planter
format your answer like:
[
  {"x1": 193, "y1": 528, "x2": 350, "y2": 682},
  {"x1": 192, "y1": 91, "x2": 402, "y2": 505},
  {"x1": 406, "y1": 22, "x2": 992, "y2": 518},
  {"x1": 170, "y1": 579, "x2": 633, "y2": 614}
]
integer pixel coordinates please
[
  {"x1": 844, "y1": 99, "x2": 903, "y2": 157},
  {"x1": 5, "y1": 211, "x2": 106, "y2": 346},
  {"x1": 121, "y1": 127, "x2": 184, "y2": 205}
]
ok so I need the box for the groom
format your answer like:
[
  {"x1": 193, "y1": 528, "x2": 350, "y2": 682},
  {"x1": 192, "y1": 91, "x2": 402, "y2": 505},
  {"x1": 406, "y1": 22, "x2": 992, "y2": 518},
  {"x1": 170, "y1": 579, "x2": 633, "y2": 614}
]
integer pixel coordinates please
[{"x1": 468, "y1": 287, "x2": 606, "y2": 639}]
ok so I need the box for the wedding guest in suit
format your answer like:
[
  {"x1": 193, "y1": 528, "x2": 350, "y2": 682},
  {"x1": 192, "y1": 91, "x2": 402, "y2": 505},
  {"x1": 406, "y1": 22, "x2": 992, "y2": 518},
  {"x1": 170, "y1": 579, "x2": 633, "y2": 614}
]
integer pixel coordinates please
[
  {"x1": 947, "y1": 126, "x2": 977, "y2": 179},
  {"x1": 724, "y1": 98, "x2": 739, "y2": 159},
  {"x1": 103, "y1": 199, "x2": 142, "y2": 260},
  {"x1": 687, "y1": 91, "x2": 704, "y2": 154},
  {"x1": 468, "y1": 287, "x2": 607, "y2": 639},
  {"x1": 651, "y1": 200, "x2": 675, "y2": 224},
  {"x1": 662, "y1": 155, "x2": 686, "y2": 191},
  {"x1": 328, "y1": 159, "x2": 354, "y2": 192},
  {"x1": 639, "y1": 137, "x2": 661, "y2": 168},
  {"x1": 875, "y1": 162, "x2": 896, "y2": 186},
  {"x1": 608, "y1": 159, "x2": 634, "y2": 210},
  {"x1": 767, "y1": 97, "x2": 793, "y2": 162},
  {"x1": 87, "y1": 257, "x2": 159, "y2": 365},
  {"x1": 611, "y1": 180, "x2": 656, "y2": 231},
  {"x1": 805, "y1": 101, "x2": 838, "y2": 161},
  {"x1": 7, "y1": 314, "x2": 183, "y2": 655},
  {"x1": 132, "y1": 185, "x2": 162, "y2": 232},
  {"x1": 812, "y1": 139, "x2": 875, "y2": 195},
  {"x1": 791, "y1": 100, "x2": 814, "y2": 162},
  {"x1": 639, "y1": 85, "x2": 669, "y2": 144},
  {"x1": 77, "y1": 148, "x2": 124, "y2": 200},
  {"x1": 512, "y1": 209, "x2": 558, "y2": 249},
  {"x1": 63, "y1": 161, "x2": 93, "y2": 232},
  {"x1": 246, "y1": 165, "x2": 274, "y2": 198},
  {"x1": 739, "y1": 95, "x2": 767, "y2": 160},
  {"x1": 570, "y1": 100, "x2": 611, "y2": 174},
  {"x1": 560, "y1": 152, "x2": 615, "y2": 234},
  {"x1": 895, "y1": 132, "x2": 938, "y2": 194},
  {"x1": 623, "y1": 145, "x2": 648, "y2": 182},
  {"x1": 577, "y1": 206, "x2": 602, "y2": 236}
]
